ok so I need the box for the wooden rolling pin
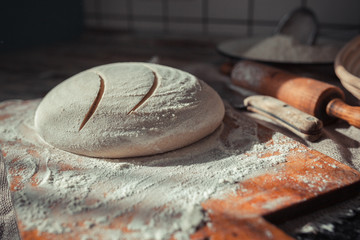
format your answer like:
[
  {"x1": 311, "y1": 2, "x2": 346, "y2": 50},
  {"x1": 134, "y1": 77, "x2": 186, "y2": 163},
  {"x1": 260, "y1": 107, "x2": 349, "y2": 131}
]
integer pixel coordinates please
[{"x1": 231, "y1": 60, "x2": 360, "y2": 127}]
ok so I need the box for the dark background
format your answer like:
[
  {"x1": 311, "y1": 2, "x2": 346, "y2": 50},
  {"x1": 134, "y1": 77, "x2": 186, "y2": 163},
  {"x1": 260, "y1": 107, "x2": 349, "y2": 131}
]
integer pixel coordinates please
[{"x1": 0, "y1": 1, "x2": 83, "y2": 52}]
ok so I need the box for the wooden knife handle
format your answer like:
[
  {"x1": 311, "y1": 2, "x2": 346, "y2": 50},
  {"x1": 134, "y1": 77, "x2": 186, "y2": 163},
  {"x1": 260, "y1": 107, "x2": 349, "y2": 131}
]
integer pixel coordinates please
[
  {"x1": 245, "y1": 95, "x2": 323, "y2": 141},
  {"x1": 231, "y1": 60, "x2": 345, "y2": 124},
  {"x1": 326, "y1": 98, "x2": 360, "y2": 128}
]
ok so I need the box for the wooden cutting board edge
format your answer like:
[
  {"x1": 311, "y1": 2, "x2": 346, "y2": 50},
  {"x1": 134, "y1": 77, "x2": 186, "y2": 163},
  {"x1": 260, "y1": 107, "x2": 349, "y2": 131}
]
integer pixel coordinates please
[{"x1": 191, "y1": 123, "x2": 360, "y2": 240}]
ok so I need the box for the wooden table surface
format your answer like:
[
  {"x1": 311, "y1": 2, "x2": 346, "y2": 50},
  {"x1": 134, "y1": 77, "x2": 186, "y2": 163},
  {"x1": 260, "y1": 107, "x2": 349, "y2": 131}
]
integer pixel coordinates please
[{"x1": 0, "y1": 30, "x2": 224, "y2": 101}]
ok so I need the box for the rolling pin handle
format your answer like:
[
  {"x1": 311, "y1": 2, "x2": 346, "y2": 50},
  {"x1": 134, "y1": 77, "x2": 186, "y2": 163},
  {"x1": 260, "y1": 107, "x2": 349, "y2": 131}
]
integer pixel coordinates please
[{"x1": 326, "y1": 98, "x2": 360, "y2": 128}]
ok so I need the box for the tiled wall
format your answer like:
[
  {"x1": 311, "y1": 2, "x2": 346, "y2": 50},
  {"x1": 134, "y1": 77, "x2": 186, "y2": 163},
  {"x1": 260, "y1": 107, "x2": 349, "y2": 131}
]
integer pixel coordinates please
[{"x1": 84, "y1": 0, "x2": 360, "y2": 40}]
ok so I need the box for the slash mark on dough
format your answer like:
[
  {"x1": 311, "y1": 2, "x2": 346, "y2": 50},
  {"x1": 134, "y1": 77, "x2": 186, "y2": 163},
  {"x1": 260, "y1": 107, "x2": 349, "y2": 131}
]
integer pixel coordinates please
[
  {"x1": 127, "y1": 71, "x2": 158, "y2": 115},
  {"x1": 79, "y1": 75, "x2": 105, "y2": 131}
]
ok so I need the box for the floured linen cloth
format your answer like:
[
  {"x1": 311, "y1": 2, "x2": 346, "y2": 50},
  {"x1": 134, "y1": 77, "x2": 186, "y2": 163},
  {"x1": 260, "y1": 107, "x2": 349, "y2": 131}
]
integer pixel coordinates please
[
  {"x1": 0, "y1": 99, "x2": 300, "y2": 239},
  {"x1": 0, "y1": 148, "x2": 20, "y2": 240}
]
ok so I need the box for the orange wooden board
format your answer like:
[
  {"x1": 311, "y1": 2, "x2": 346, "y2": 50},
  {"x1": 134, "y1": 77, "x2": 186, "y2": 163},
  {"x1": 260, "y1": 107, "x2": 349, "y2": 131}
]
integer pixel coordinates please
[
  {"x1": 193, "y1": 128, "x2": 360, "y2": 239},
  {"x1": 1, "y1": 100, "x2": 360, "y2": 240}
]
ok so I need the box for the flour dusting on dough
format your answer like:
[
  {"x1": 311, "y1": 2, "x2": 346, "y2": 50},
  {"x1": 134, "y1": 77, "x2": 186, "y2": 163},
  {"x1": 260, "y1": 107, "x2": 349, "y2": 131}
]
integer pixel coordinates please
[{"x1": 34, "y1": 63, "x2": 225, "y2": 158}]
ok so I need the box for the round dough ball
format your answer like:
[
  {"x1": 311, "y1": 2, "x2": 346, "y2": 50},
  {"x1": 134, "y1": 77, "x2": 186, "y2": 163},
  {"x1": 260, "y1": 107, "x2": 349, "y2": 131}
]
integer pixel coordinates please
[{"x1": 34, "y1": 62, "x2": 225, "y2": 158}]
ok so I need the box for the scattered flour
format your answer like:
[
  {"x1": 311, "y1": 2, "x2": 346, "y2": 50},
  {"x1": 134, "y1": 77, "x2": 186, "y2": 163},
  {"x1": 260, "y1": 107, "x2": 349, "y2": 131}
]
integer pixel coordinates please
[
  {"x1": 243, "y1": 34, "x2": 340, "y2": 63},
  {"x1": 0, "y1": 99, "x2": 302, "y2": 240}
]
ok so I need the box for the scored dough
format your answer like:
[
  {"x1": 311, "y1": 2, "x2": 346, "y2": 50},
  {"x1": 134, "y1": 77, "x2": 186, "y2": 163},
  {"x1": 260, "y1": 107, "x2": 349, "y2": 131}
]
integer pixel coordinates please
[{"x1": 34, "y1": 62, "x2": 225, "y2": 158}]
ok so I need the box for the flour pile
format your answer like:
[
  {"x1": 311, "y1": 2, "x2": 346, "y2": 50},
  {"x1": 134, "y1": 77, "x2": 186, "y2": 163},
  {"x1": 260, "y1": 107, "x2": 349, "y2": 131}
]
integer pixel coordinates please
[
  {"x1": 243, "y1": 34, "x2": 340, "y2": 63},
  {"x1": 0, "y1": 100, "x2": 302, "y2": 239}
]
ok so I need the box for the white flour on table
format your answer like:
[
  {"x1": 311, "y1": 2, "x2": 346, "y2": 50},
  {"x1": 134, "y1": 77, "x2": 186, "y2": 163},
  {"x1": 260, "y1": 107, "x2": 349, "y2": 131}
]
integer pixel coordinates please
[{"x1": 0, "y1": 99, "x2": 302, "y2": 240}]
